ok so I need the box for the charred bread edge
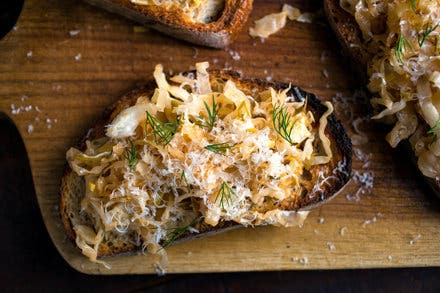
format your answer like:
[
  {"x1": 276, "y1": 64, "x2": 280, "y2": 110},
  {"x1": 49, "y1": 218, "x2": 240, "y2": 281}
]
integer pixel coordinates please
[
  {"x1": 83, "y1": 0, "x2": 253, "y2": 48},
  {"x1": 60, "y1": 70, "x2": 352, "y2": 257},
  {"x1": 324, "y1": 0, "x2": 440, "y2": 198},
  {"x1": 323, "y1": 0, "x2": 369, "y2": 80}
]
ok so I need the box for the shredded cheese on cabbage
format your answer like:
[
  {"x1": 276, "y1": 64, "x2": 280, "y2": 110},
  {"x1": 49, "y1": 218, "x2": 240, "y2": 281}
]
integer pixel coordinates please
[
  {"x1": 67, "y1": 62, "x2": 335, "y2": 267},
  {"x1": 341, "y1": 0, "x2": 440, "y2": 179}
]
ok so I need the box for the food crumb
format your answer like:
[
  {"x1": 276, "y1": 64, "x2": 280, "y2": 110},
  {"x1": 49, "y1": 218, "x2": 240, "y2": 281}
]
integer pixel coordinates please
[
  {"x1": 192, "y1": 47, "x2": 199, "y2": 59},
  {"x1": 154, "y1": 264, "x2": 166, "y2": 276},
  {"x1": 291, "y1": 256, "x2": 308, "y2": 265},
  {"x1": 326, "y1": 241, "x2": 336, "y2": 251},
  {"x1": 296, "y1": 12, "x2": 314, "y2": 23},
  {"x1": 299, "y1": 257, "x2": 309, "y2": 265},
  {"x1": 27, "y1": 124, "x2": 34, "y2": 134},
  {"x1": 69, "y1": 30, "x2": 81, "y2": 36},
  {"x1": 318, "y1": 217, "x2": 325, "y2": 224},
  {"x1": 409, "y1": 234, "x2": 421, "y2": 245},
  {"x1": 27, "y1": 51, "x2": 33, "y2": 58},
  {"x1": 339, "y1": 226, "x2": 347, "y2": 236},
  {"x1": 322, "y1": 69, "x2": 329, "y2": 78},
  {"x1": 362, "y1": 212, "x2": 383, "y2": 228},
  {"x1": 345, "y1": 193, "x2": 361, "y2": 201},
  {"x1": 387, "y1": 255, "x2": 393, "y2": 261},
  {"x1": 74, "y1": 53, "x2": 82, "y2": 61},
  {"x1": 227, "y1": 49, "x2": 241, "y2": 61}
]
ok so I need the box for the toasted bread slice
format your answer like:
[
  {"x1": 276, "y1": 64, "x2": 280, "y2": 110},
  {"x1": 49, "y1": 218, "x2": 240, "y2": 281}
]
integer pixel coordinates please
[
  {"x1": 324, "y1": 0, "x2": 440, "y2": 197},
  {"x1": 60, "y1": 70, "x2": 352, "y2": 258},
  {"x1": 83, "y1": 0, "x2": 253, "y2": 48}
]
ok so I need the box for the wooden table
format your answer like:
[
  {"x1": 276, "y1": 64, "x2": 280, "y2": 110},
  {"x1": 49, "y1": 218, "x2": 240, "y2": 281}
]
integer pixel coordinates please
[{"x1": 0, "y1": 0, "x2": 440, "y2": 282}]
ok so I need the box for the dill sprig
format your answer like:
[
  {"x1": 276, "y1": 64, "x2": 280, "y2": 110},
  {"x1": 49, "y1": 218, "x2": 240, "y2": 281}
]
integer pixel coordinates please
[
  {"x1": 180, "y1": 170, "x2": 190, "y2": 187},
  {"x1": 204, "y1": 142, "x2": 235, "y2": 155},
  {"x1": 124, "y1": 138, "x2": 137, "y2": 171},
  {"x1": 215, "y1": 182, "x2": 236, "y2": 210},
  {"x1": 395, "y1": 35, "x2": 413, "y2": 63},
  {"x1": 427, "y1": 117, "x2": 440, "y2": 140},
  {"x1": 272, "y1": 104, "x2": 297, "y2": 145},
  {"x1": 418, "y1": 22, "x2": 439, "y2": 47},
  {"x1": 161, "y1": 219, "x2": 199, "y2": 249},
  {"x1": 197, "y1": 94, "x2": 219, "y2": 130},
  {"x1": 146, "y1": 111, "x2": 180, "y2": 146},
  {"x1": 410, "y1": 0, "x2": 417, "y2": 11}
]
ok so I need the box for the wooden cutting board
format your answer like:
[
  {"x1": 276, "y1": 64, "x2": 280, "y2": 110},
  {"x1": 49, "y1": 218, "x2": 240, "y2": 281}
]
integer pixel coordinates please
[{"x1": 1, "y1": 0, "x2": 439, "y2": 275}]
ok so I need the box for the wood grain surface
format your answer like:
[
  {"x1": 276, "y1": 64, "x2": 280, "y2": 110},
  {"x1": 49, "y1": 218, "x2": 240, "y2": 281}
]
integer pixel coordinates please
[{"x1": 0, "y1": 0, "x2": 439, "y2": 274}]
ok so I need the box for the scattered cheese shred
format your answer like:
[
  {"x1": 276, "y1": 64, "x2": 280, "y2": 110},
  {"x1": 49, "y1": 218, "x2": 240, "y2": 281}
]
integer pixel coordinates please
[{"x1": 249, "y1": 4, "x2": 314, "y2": 39}]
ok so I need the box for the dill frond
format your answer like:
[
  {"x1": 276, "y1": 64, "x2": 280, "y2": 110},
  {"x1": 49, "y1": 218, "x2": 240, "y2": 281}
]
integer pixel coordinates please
[
  {"x1": 418, "y1": 22, "x2": 439, "y2": 47},
  {"x1": 272, "y1": 104, "x2": 297, "y2": 145},
  {"x1": 215, "y1": 182, "x2": 236, "y2": 210},
  {"x1": 124, "y1": 138, "x2": 137, "y2": 171},
  {"x1": 395, "y1": 35, "x2": 413, "y2": 63},
  {"x1": 146, "y1": 111, "x2": 180, "y2": 146},
  {"x1": 196, "y1": 94, "x2": 219, "y2": 130},
  {"x1": 161, "y1": 219, "x2": 199, "y2": 249},
  {"x1": 204, "y1": 142, "x2": 235, "y2": 155}
]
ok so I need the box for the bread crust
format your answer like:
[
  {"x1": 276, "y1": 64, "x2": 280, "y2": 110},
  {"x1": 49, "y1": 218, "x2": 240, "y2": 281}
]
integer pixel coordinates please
[
  {"x1": 83, "y1": 0, "x2": 253, "y2": 48},
  {"x1": 324, "y1": 0, "x2": 440, "y2": 198},
  {"x1": 60, "y1": 70, "x2": 352, "y2": 257}
]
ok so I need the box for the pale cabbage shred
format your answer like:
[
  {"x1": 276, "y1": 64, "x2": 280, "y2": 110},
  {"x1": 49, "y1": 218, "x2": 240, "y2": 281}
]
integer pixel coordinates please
[
  {"x1": 130, "y1": 0, "x2": 216, "y2": 23},
  {"x1": 249, "y1": 4, "x2": 302, "y2": 39},
  {"x1": 339, "y1": 0, "x2": 440, "y2": 179},
  {"x1": 67, "y1": 62, "x2": 335, "y2": 267}
]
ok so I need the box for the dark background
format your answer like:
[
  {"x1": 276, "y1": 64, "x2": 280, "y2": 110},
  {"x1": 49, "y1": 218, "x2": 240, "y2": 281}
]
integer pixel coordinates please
[{"x1": 0, "y1": 2, "x2": 439, "y2": 292}]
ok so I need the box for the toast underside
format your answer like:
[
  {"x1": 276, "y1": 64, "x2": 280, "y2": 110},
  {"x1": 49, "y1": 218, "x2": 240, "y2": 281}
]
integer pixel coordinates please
[{"x1": 60, "y1": 71, "x2": 352, "y2": 258}]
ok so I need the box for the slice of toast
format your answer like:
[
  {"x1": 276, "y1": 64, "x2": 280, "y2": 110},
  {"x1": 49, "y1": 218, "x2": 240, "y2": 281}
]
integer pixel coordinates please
[
  {"x1": 60, "y1": 70, "x2": 352, "y2": 258},
  {"x1": 83, "y1": 0, "x2": 253, "y2": 48},
  {"x1": 324, "y1": 0, "x2": 440, "y2": 198}
]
